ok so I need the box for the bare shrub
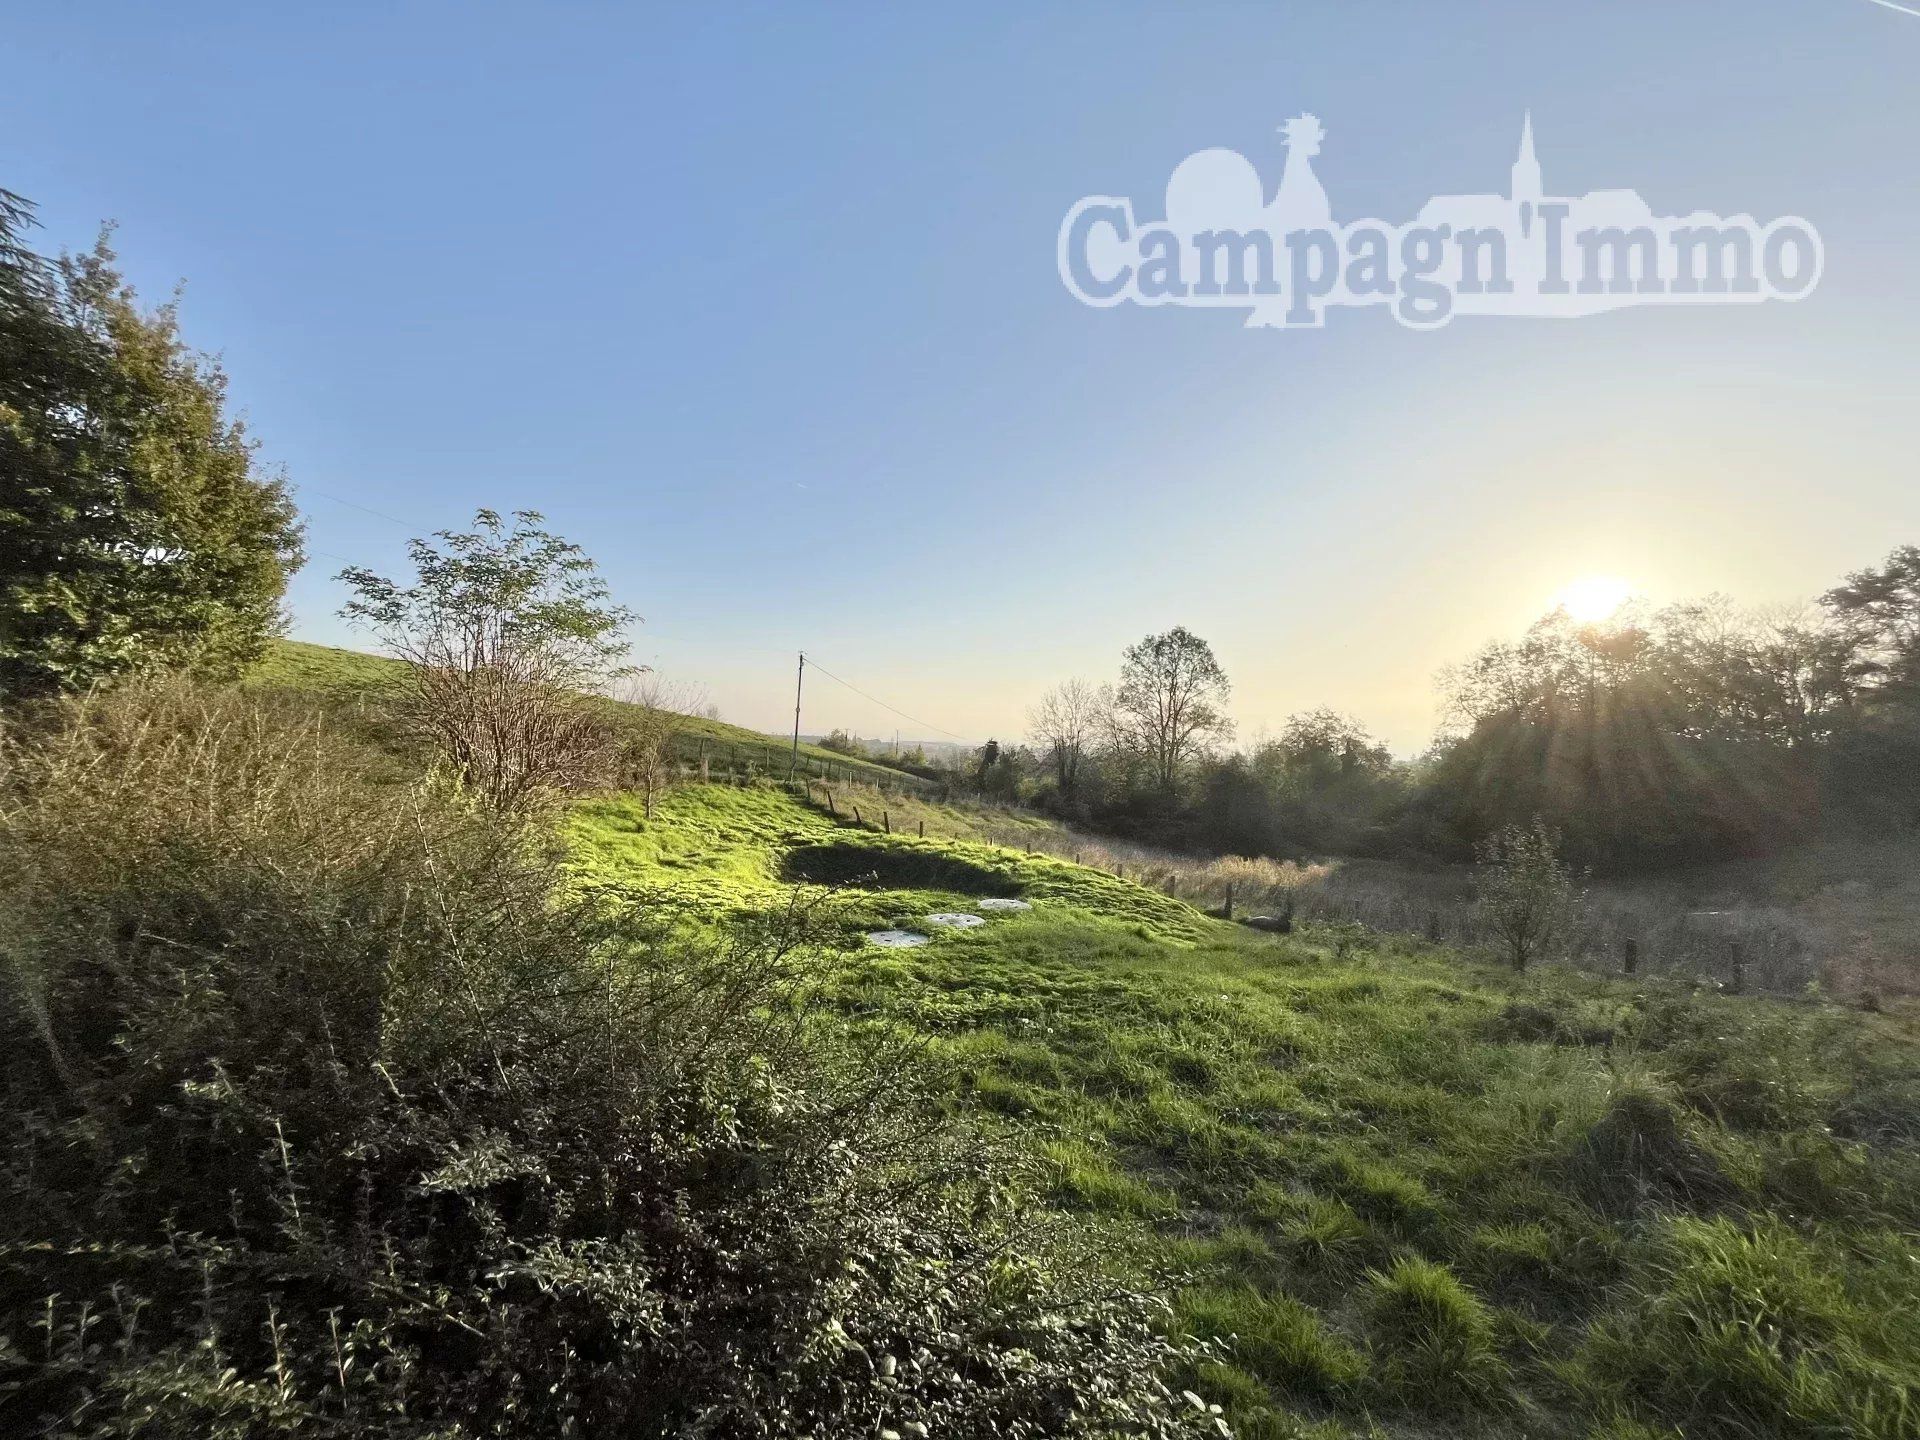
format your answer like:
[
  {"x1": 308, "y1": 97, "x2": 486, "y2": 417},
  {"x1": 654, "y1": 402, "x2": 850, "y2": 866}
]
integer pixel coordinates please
[
  {"x1": 610, "y1": 672, "x2": 704, "y2": 818},
  {"x1": 1027, "y1": 678, "x2": 1108, "y2": 800}
]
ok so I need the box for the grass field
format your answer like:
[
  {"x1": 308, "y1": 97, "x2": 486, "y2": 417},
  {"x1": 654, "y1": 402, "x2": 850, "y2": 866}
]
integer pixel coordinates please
[
  {"x1": 249, "y1": 639, "x2": 933, "y2": 788},
  {"x1": 570, "y1": 781, "x2": 1920, "y2": 1440}
]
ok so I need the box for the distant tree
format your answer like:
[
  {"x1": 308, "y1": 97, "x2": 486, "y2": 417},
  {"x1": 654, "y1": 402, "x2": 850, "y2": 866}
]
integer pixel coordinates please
[
  {"x1": 1824, "y1": 546, "x2": 1920, "y2": 694},
  {"x1": 818, "y1": 728, "x2": 863, "y2": 756},
  {"x1": 1472, "y1": 819, "x2": 1582, "y2": 971},
  {"x1": 614, "y1": 673, "x2": 701, "y2": 819},
  {"x1": 1820, "y1": 546, "x2": 1920, "y2": 825},
  {"x1": 339, "y1": 510, "x2": 634, "y2": 811},
  {"x1": 1268, "y1": 709, "x2": 1393, "y2": 793},
  {"x1": 1027, "y1": 678, "x2": 1107, "y2": 798},
  {"x1": 1113, "y1": 626, "x2": 1233, "y2": 792},
  {"x1": 1427, "y1": 605, "x2": 1820, "y2": 867},
  {"x1": 975, "y1": 737, "x2": 1001, "y2": 786},
  {"x1": 700, "y1": 701, "x2": 722, "y2": 722},
  {"x1": 0, "y1": 195, "x2": 303, "y2": 697}
]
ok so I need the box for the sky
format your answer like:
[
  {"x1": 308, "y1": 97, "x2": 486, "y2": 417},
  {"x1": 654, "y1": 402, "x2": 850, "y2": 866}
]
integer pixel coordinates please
[{"x1": 6, "y1": 2, "x2": 1919, "y2": 752}]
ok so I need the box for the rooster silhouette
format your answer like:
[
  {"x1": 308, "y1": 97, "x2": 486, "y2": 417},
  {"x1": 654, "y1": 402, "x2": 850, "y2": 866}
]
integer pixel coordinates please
[
  {"x1": 1248, "y1": 114, "x2": 1333, "y2": 327},
  {"x1": 1271, "y1": 113, "x2": 1331, "y2": 229}
]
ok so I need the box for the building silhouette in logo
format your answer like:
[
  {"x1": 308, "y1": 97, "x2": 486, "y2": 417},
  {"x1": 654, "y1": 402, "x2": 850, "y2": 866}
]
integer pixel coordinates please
[{"x1": 1058, "y1": 113, "x2": 1823, "y2": 329}]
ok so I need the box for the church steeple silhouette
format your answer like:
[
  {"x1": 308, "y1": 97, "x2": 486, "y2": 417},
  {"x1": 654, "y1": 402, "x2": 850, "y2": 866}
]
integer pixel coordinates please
[{"x1": 1511, "y1": 112, "x2": 1543, "y2": 236}]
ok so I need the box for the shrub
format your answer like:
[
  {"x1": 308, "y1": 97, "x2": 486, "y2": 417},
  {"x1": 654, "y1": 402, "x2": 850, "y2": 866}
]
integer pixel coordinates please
[
  {"x1": 1363, "y1": 1257, "x2": 1508, "y2": 1411},
  {"x1": 1571, "y1": 1216, "x2": 1919, "y2": 1439},
  {"x1": 1473, "y1": 820, "x2": 1582, "y2": 971},
  {"x1": 1277, "y1": 1196, "x2": 1374, "y2": 1277},
  {"x1": 1562, "y1": 1076, "x2": 1736, "y2": 1216},
  {"x1": 0, "y1": 683, "x2": 1212, "y2": 1439},
  {"x1": 1179, "y1": 1286, "x2": 1366, "y2": 1401},
  {"x1": 1319, "y1": 1148, "x2": 1438, "y2": 1227}
]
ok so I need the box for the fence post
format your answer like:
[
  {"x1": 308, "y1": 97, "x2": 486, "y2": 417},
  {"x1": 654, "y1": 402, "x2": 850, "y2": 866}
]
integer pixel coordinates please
[
  {"x1": 1622, "y1": 938, "x2": 1639, "y2": 976},
  {"x1": 1224, "y1": 882, "x2": 1234, "y2": 920},
  {"x1": 853, "y1": 805, "x2": 862, "y2": 827},
  {"x1": 1729, "y1": 941, "x2": 1745, "y2": 994},
  {"x1": 825, "y1": 789, "x2": 838, "y2": 818},
  {"x1": 1426, "y1": 910, "x2": 1442, "y2": 944},
  {"x1": 918, "y1": 819, "x2": 924, "y2": 838},
  {"x1": 883, "y1": 810, "x2": 891, "y2": 834}
]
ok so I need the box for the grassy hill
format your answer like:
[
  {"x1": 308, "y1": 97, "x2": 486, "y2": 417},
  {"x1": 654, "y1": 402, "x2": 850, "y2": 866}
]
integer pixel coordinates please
[
  {"x1": 570, "y1": 781, "x2": 1920, "y2": 1440},
  {"x1": 249, "y1": 639, "x2": 934, "y2": 789}
]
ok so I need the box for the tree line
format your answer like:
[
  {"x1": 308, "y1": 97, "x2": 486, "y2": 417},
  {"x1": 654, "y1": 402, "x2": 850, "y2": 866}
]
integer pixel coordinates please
[{"x1": 1005, "y1": 567, "x2": 1920, "y2": 873}]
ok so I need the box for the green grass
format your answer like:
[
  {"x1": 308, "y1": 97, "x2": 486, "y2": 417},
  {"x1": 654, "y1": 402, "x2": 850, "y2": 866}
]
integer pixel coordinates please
[
  {"x1": 567, "y1": 783, "x2": 1204, "y2": 940},
  {"x1": 569, "y1": 780, "x2": 1920, "y2": 1439},
  {"x1": 248, "y1": 639, "x2": 935, "y2": 788}
]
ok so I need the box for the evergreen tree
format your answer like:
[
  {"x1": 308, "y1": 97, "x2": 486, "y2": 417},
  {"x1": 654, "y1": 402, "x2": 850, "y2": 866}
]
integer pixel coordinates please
[{"x1": 0, "y1": 193, "x2": 303, "y2": 697}]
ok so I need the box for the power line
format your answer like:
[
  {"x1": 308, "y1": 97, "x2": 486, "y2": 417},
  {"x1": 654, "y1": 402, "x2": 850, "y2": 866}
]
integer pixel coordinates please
[
  {"x1": 801, "y1": 655, "x2": 974, "y2": 744},
  {"x1": 304, "y1": 488, "x2": 422, "y2": 532}
]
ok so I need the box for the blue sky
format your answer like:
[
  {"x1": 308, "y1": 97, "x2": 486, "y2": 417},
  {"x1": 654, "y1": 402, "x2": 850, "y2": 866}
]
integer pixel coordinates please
[{"x1": 7, "y1": 2, "x2": 1919, "y2": 749}]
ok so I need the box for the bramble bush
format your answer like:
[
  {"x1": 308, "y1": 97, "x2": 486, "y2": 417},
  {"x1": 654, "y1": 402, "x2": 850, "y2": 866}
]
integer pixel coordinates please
[{"x1": 0, "y1": 682, "x2": 1211, "y2": 1439}]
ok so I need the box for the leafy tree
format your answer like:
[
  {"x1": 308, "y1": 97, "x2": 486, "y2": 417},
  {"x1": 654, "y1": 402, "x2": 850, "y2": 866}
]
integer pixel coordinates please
[
  {"x1": 0, "y1": 193, "x2": 303, "y2": 697},
  {"x1": 818, "y1": 727, "x2": 864, "y2": 756},
  {"x1": 1114, "y1": 626, "x2": 1233, "y2": 792},
  {"x1": 339, "y1": 510, "x2": 634, "y2": 810},
  {"x1": 1429, "y1": 607, "x2": 1820, "y2": 867},
  {"x1": 1824, "y1": 545, "x2": 1920, "y2": 691},
  {"x1": 1472, "y1": 819, "x2": 1582, "y2": 971},
  {"x1": 1821, "y1": 546, "x2": 1920, "y2": 825},
  {"x1": 975, "y1": 737, "x2": 1001, "y2": 785}
]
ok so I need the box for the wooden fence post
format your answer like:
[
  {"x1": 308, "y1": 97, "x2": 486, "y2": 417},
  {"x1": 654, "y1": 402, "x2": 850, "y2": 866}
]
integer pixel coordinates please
[
  {"x1": 1224, "y1": 883, "x2": 1234, "y2": 920},
  {"x1": 883, "y1": 810, "x2": 891, "y2": 834},
  {"x1": 852, "y1": 805, "x2": 862, "y2": 827},
  {"x1": 825, "y1": 789, "x2": 838, "y2": 818},
  {"x1": 917, "y1": 820, "x2": 924, "y2": 837},
  {"x1": 1622, "y1": 938, "x2": 1639, "y2": 976}
]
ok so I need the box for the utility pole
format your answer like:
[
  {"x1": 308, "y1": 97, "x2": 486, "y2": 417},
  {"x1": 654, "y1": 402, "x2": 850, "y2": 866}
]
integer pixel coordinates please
[{"x1": 789, "y1": 652, "x2": 804, "y2": 779}]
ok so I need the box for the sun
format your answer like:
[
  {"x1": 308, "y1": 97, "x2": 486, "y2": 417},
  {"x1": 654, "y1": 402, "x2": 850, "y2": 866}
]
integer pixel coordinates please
[{"x1": 1557, "y1": 574, "x2": 1635, "y2": 623}]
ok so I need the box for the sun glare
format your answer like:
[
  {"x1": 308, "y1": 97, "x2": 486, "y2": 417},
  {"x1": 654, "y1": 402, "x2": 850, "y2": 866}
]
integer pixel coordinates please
[{"x1": 1557, "y1": 574, "x2": 1634, "y2": 623}]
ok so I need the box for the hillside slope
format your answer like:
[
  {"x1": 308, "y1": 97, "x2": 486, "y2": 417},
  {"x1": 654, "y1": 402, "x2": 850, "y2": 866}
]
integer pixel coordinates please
[
  {"x1": 572, "y1": 782, "x2": 1920, "y2": 1440},
  {"x1": 249, "y1": 639, "x2": 932, "y2": 788}
]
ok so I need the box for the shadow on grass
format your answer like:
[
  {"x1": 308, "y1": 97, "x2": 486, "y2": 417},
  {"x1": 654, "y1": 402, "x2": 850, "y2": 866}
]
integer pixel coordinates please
[{"x1": 782, "y1": 841, "x2": 1021, "y2": 896}]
